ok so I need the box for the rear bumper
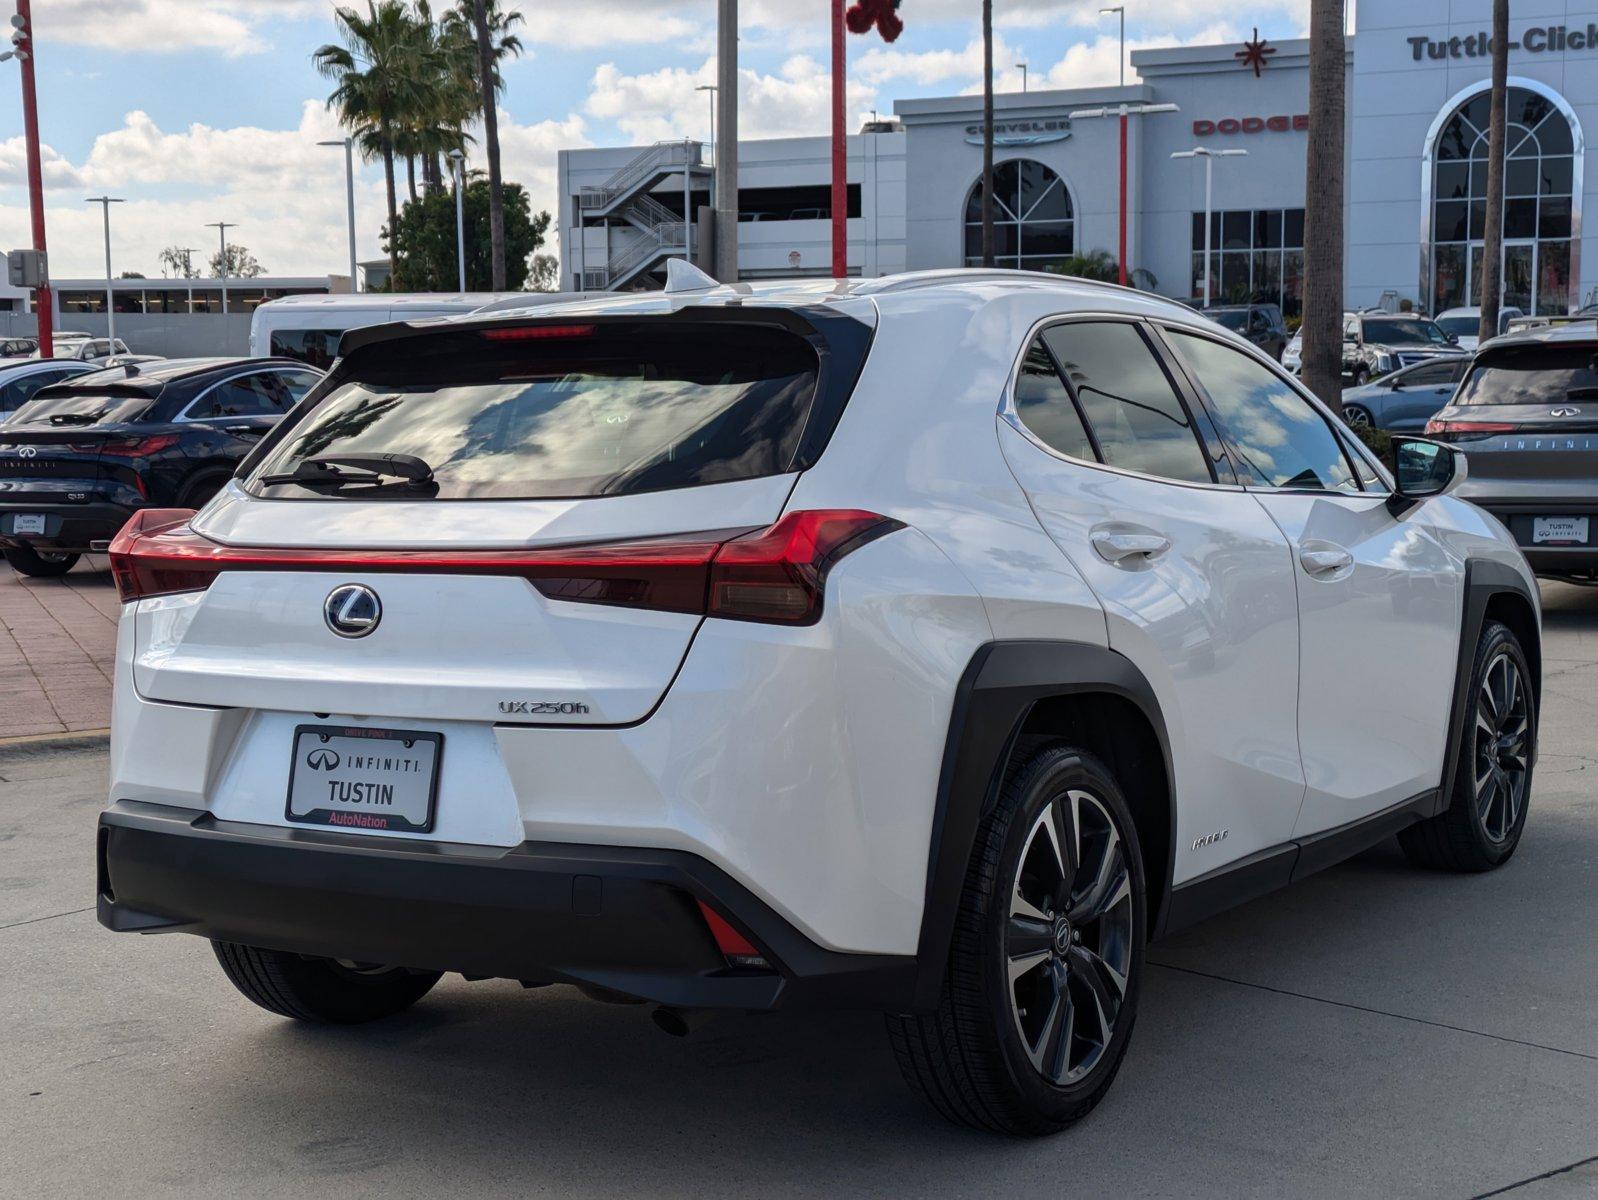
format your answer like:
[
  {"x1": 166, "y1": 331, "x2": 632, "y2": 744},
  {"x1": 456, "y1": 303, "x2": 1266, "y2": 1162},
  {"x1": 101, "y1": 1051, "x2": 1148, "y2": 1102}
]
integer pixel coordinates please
[
  {"x1": 96, "y1": 800, "x2": 918, "y2": 1012},
  {"x1": 1476, "y1": 503, "x2": 1598, "y2": 575},
  {"x1": 0, "y1": 502, "x2": 135, "y2": 551}
]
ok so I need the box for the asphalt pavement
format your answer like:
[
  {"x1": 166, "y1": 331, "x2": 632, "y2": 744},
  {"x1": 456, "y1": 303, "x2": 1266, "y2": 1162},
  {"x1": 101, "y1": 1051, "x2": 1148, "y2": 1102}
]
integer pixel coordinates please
[{"x1": 2, "y1": 583, "x2": 1595, "y2": 1198}]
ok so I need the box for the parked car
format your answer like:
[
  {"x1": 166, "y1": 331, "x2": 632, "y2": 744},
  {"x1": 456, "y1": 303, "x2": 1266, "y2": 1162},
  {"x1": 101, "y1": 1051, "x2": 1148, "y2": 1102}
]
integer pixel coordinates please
[
  {"x1": 1202, "y1": 302, "x2": 1289, "y2": 360},
  {"x1": 0, "y1": 357, "x2": 99, "y2": 421},
  {"x1": 55, "y1": 336, "x2": 133, "y2": 364},
  {"x1": 1427, "y1": 322, "x2": 1598, "y2": 584},
  {"x1": 0, "y1": 357, "x2": 323, "y2": 577},
  {"x1": 1338, "y1": 355, "x2": 1471, "y2": 430},
  {"x1": 1343, "y1": 312, "x2": 1465, "y2": 383},
  {"x1": 97, "y1": 271, "x2": 1539, "y2": 1135},
  {"x1": 1282, "y1": 329, "x2": 1302, "y2": 373},
  {"x1": 1, "y1": 336, "x2": 39, "y2": 358},
  {"x1": 1434, "y1": 305, "x2": 1525, "y2": 353}
]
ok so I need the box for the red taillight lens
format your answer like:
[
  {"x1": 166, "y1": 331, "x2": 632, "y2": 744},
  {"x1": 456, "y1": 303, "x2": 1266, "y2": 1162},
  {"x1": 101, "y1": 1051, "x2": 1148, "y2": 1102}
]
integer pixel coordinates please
[
  {"x1": 480, "y1": 324, "x2": 597, "y2": 341},
  {"x1": 106, "y1": 507, "x2": 902, "y2": 622},
  {"x1": 696, "y1": 899, "x2": 768, "y2": 968},
  {"x1": 1424, "y1": 418, "x2": 1518, "y2": 437},
  {"x1": 708, "y1": 509, "x2": 901, "y2": 624},
  {"x1": 99, "y1": 434, "x2": 180, "y2": 458}
]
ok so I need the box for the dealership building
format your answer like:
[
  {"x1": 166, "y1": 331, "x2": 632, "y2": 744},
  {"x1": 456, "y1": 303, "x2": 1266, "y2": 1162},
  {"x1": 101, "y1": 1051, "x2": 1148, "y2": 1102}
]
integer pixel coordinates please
[{"x1": 558, "y1": 0, "x2": 1598, "y2": 317}]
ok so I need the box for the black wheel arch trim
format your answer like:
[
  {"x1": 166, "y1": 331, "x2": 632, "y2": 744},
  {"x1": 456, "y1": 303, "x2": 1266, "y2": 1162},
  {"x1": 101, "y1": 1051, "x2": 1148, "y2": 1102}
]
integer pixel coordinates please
[{"x1": 913, "y1": 639, "x2": 1175, "y2": 1011}]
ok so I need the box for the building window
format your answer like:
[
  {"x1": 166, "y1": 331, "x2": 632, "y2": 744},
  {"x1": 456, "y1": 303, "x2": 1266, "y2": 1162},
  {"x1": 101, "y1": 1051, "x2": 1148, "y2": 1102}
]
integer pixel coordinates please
[
  {"x1": 964, "y1": 159, "x2": 1075, "y2": 271},
  {"x1": 1190, "y1": 208, "x2": 1305, "y2": 317},
  {"x1": 1428, "y1": 83, "x2": 1578, "y2": 316},
  {"x1": 58, "y1": 290, "x2": 106, "y2": 313}
]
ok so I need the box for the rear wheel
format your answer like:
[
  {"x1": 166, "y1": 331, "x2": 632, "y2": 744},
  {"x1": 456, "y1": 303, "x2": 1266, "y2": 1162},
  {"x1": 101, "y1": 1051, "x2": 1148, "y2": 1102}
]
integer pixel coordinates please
[
  {"x1": 1342, "y1": 403, "x2": 1374, "y2": 429},
  {"x1": 1353, "y1": 366, "x2": 1371, "y2": 386},
  {"x1": 4, "y1": 545, "x2": 79, "y2": 578},
  {"x1": 178, "y1": 472, "x2": 232, "y2": 510},
  {"x1": 212, "y1": 941, "x2": 442, "y2": 1023},
  {"x1": 886, "y1": 745, "x2": 1145, "y2": 1135},
  {"x1": 1399, "y1": 621, "x2": 1534, "y2": 872}
]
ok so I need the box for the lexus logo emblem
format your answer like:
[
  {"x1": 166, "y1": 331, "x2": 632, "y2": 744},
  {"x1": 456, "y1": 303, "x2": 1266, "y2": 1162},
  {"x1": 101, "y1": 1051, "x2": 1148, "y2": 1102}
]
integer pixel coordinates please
[
  {"x1": 324, "y1": 583, "x2": 382, "y2": 638},
  {"x1": 306, "y1": 748, "x2": 341, "y2": 771},
  {"x1": 1552, "y1": 407, "x2": 1582, "y2": 417}
]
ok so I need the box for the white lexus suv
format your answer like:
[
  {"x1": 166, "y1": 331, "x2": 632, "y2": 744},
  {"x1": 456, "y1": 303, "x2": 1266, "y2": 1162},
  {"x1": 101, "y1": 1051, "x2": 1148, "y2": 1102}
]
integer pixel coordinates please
[{"x1": 98, "y1": 269, "x2": 1540, "y2": 1134}]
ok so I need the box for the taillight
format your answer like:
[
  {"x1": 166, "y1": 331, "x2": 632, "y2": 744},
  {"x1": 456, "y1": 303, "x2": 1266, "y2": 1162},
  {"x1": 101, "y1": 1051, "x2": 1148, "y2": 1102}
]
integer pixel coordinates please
[
  {"x1": 107, "y1": 507, "x2": 903, "y2": 621},
  {"x1": 1424, "y1": 418, "x2": 1518, "y2": 437},
  {"x1": 99, "y1": 434, "x2": 180, "y2": 458},
  {"x1": 480, "y1": 324, "x2": 597, "y2": 341}
]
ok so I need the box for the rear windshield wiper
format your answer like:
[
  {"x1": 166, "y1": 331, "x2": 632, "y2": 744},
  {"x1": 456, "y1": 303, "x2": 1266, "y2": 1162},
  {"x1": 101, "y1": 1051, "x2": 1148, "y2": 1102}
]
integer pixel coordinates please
[{"x1": 259, "y1": 453, "x2": 435, "y2": 489}]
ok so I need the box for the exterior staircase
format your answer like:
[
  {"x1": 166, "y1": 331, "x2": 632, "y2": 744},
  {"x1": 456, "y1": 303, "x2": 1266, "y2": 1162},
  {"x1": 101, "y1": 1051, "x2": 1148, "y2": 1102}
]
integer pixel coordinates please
[{"x1": 577, "y1": 140, "x2": 709, "y2": 290}]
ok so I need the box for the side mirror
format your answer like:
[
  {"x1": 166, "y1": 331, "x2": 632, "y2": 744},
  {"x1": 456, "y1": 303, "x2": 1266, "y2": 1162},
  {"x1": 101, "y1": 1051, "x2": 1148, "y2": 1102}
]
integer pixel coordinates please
[
  {"x1": 1389, "y1": 436, "x2": 1465, "y2": 515},
  {"x1": 1446, "y1": 332, "x2": 1460, "y2": 345}
]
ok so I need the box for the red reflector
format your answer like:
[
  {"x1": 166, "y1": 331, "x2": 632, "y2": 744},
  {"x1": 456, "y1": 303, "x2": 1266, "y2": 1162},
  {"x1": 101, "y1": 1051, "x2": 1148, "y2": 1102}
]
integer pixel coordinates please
[
  {"x1": 1424, "y1": 418, "x2": 1518, "y2": 437},
  {"x1": 480, "y1": 324, "x2": 597, "y2": 341},
  {"x1": 696, "y1": 900, "x2": 764, "y2": 964}
]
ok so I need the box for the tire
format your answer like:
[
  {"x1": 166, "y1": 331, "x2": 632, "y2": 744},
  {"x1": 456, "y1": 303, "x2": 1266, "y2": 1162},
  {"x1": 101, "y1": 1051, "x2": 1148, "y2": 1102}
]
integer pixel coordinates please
[
  {"x1": 178, "y1": 472, "x2": 232, "y2": 510},
  {"x1": 1353, "y1": 366, "x2": 1370, "y2": 386},
  {"x1": 886, "y1": 744, "x2": 1146, "y2": 1135},
  {"x1": 1341, "y1": 403, "x2": 1374, "y2": 429},
  {"x1": 211, "y1": 941, "x2": 442, "y2": 1024},
  {"x1": 1399, "y1": 620, "x2": 1535, "y2": 872},
  {"x1": 4, "y1": 545, "x2": 80, "y2": 578}
]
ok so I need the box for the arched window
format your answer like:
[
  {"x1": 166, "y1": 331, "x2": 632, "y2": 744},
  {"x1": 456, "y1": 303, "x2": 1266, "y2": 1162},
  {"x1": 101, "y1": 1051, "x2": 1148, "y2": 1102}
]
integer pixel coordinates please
[
  {"x1": 1426, "y1": 83, "x2": 1580, "y2": 316},
  {"x1": 964, "y1": 160, "x2": 1075, "y2": 270}
]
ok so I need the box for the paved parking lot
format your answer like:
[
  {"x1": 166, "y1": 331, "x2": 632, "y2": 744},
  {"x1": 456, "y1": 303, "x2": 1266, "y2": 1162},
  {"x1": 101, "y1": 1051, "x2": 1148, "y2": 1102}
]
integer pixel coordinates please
[
  {"x1": 0, "y1": 556, "x2": 116, "y2": 740},
  {"x1": 1, "y1": 583, "x2": 1595, "y2": 1197}
]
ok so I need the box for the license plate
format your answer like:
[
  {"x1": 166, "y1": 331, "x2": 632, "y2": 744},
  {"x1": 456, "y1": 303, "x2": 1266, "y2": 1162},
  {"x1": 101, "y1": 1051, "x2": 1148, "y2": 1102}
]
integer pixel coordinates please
[
  {"x1": 12, "y1": 513, "x2": 45, "y2": 535},
  {"x1": 1532, "y1": 516, "x2": 1589, "y2": 545},
  {"x1": 286, "y1": 725, "x2": 442, "y2": 833}
]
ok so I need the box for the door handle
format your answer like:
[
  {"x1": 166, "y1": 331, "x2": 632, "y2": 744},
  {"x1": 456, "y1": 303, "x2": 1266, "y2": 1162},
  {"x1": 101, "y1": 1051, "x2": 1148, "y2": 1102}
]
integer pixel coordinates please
[
  {"x1": 1092, "y1": 530, "x2": 1172, "y2": 564},
  {"x1": 1299, "y1": 546, "x2": 1354, "y2": 576},
  {"x1": 224, "y1": 425, "x2": 261, "y2": 437}
]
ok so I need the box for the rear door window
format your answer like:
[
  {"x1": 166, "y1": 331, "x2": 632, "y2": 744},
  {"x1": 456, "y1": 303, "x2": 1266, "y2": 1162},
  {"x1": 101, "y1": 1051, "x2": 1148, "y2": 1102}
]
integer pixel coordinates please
[
  {"x1": 270, "y1": 329, "x2": 344, "y2": 369},
  {"x1": 1039, "y1": 321, "x2": 1215, "y2": 484},
  {"x1": 249, "y1": 322, "x2": 827, "y2": 500},
  {"x1": 185, "y1": 374, "x2": 287, "y2": 420},
  {"x1": 1400, "y1": 360, "x2": 1467, "y2": 388},
  {"x1": 1012, "y1": 338, "x2": 1095, "y2": 462}
]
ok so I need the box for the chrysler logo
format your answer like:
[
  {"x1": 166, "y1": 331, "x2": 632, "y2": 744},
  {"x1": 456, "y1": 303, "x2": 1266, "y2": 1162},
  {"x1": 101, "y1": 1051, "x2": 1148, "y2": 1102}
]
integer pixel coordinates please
[
  {"x1": 324, "y1": 583, "x2": 382, "y2": 638},
  {"x1": 306, "y1": 748, "x2": 341, "y2": 771},
  {"x1": 1551, "y1": 407, "x2": 1582, "y2": 417}
]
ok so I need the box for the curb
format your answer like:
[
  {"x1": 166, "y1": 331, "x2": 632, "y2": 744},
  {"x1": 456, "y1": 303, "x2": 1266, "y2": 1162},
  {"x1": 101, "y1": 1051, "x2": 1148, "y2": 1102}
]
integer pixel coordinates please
[{"x1": 0, "y1": 729, "x2": 111, "y2": 754}]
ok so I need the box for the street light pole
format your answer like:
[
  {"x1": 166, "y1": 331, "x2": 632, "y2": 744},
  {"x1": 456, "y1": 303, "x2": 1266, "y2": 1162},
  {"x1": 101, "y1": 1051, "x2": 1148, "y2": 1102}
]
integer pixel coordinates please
[
  {"x1": 318, "y1": 137, "x2": 359, "y2": 292},
  {"x1": 1171, "y1": 147, "x2": 1247, "y2": 307},
  {"x1": 696, "y1": 84, "x2": 717, "y2": 167},
  {"x1": 1016, "y1": 62, "x2": 1027, "y2": 92},
  {"x1": 206, "y1": 221, "x2": 236, "y2": 314},
  {"x1": 6, "y1": 1, "x2": 53, "y2": 357},
  {"x1": 831, "y1": 0, "x2": 846, "y2": 279},
  {"x1": 85, "y1": 196, "x2": 125, "y2": 346},
  {"x1": 714, "y1": 0, "x2": 739, "y2": 282},
  {"x1": 1100, "y1": 6, "x2": 1126, "y2": 87},
  {"x1": 449, "y1": 148, "x2": 466, "y2": 291},
  {"x1": 1071, "y1": 102, "x2": 1178, "y2": 286}
]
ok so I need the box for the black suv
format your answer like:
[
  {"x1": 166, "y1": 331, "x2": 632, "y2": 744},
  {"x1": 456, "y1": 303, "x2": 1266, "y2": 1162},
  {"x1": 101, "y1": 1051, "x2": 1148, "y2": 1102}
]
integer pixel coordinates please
[
  {"x1": 1342, "y1": 313, "x2": 1465, "y2": 384},
  {"x1": 0, "y1": 358, "x2": 322, "y2": 576},
  {"x1": 1203, "y1": 303, "x2": 1289, "y2": 360}
]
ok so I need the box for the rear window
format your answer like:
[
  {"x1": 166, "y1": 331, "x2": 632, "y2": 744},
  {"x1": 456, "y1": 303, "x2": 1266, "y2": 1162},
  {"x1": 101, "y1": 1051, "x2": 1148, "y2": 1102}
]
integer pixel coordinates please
[
  {"x1": 1435, "y1": 316, "x2": 1476, "y2": 339},
  {"x1": 1457, "y1": 345, "x2": 1598, "y2": 406},
  {"x1": 1363, "y1": 318, "x2": 1450, "y2": 347},
  {"x1": 1207, "y1": 309, "x2": 1247, "y2": 331},
  {"x1": 270, "y1": 328, "x2": 344, "y2": 369},
  {"x1": 248, "y1": 322, "x2": 825, "y2": 500},
  {"x1": 10, "y1": 390, "x2": 153, "y2": 426}
]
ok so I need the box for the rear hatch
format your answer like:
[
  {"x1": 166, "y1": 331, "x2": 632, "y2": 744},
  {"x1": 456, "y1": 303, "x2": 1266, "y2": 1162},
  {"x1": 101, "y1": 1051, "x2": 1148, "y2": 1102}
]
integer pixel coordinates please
[
  {"x1": 0, "y1": 386, "x2": 160, "y2": 507},
  {"x1": 124, "y1": 309, "x2": 872, "y2": 726}
]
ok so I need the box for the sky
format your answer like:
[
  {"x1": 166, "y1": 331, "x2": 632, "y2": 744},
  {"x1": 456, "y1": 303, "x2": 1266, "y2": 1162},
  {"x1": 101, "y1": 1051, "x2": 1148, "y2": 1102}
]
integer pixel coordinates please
[{"x1": 0, "y1": 0, "x2": 1313, "y2": 281}]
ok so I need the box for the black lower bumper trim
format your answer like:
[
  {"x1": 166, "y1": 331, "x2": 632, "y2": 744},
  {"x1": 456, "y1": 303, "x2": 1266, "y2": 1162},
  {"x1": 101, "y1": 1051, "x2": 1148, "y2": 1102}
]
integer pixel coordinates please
[{"x1": 97, "y1": 801, "x2": 917, "y2": 1012}]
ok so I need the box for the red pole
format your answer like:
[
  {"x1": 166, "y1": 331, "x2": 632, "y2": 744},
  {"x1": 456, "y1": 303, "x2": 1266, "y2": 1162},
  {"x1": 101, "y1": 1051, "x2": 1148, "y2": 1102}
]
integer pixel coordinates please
[
  {"x1": 15, "y1": 0, "x2": 52, "y2": 358},
  {"x1": 830, "y1": 0, "x2": 847, "y2": 279},
  {"x1": 1117, "y1": 110, "x2": 1128, "y2": 287}
]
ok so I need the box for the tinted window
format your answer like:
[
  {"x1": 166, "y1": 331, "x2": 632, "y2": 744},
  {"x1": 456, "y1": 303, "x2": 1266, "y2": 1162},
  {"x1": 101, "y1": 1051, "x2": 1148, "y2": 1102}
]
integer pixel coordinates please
[
  {"x1": 1207, "y1": 309, "x2": 1248, "y2": 331},
  {"x1": 1435, "y1": 315, "x2": 1477, "y2": 339},
  {"x1": 0, "y1": 369, "x2": 74, "y2": 414},
  {"x1": 187, "y1": 375, "x2": 286, "y2": 420},
  {"x1": 270, "y1": 328, "x2": 344, "y2": 370},
  {"x1": 1363, "y1": 318, "x2": 1450, "y2": 347},
  {"x1": 1399, "y1": 360, "x2": 1467, "y2": 388},
  {"x1": 278, "y1": 370, "x2": 322, "y2": 404},
  {"x1": 1013, "y1": 339, "x2": 1095, "y2": 461},
  {"x1": 249, "y1": 323, "x2": 824, "y2": 501},
  {"x1": 1167, "y1": 330, "x2": 1358, "y2": 492},
  {"x1": 10, "y1": 390, "x2": 153, "y2": 427},
  {"x1": 1456, "y1": 345, "x2": 1598, "y2": 405},
  {"x1": 1041, "y1": 322, "x2": 1213, "y2": 484}
]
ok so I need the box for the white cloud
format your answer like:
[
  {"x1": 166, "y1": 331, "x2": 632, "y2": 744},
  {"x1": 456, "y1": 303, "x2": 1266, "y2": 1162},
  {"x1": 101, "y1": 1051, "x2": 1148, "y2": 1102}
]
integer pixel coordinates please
[
  {"x1": 0, "y1": 138, "x2": 88, "y2": 190},
  {"x1": 30, "y1": 0, "x2": 321, "y2": 57}
]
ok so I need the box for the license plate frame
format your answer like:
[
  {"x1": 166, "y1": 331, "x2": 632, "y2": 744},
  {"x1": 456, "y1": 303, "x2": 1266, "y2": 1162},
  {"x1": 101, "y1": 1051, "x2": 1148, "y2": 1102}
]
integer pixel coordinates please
[
  {"x1": 1531, "y1": 515, "x2": 1590, "y2": 546},
  {"x1": 285, "y1": 724, "x2": 443, "y2": 834},
  {"x1": 11, "y1": 513, "x2": 46, "y2": 535}
]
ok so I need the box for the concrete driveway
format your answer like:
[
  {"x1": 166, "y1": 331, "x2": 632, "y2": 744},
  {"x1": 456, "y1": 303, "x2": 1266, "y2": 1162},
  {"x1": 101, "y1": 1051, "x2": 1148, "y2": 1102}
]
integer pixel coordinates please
[{"x1": 2, "y1": 583, "x2": 1595, "y2": 1198}]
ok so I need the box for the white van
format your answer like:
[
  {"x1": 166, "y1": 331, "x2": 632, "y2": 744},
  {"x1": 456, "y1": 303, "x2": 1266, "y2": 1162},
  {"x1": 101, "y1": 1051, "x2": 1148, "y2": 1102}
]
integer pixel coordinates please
[{"x1": 248, "y1": 292, "x2": 605, "y2": 367}]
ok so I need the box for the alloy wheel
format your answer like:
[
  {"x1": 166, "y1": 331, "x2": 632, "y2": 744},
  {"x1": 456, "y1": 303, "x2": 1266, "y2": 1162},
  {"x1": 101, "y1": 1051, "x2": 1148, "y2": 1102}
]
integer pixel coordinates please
[
  {"x1": 1474, "y1": 650, "x2": 1530, "y2": 843},
  {"x1": 1006, "y1": 788, "x2": 1134, "y2": 1085},
  {"x1": 1343, "y1": 405, "x2": 1372, "y2": 429}
]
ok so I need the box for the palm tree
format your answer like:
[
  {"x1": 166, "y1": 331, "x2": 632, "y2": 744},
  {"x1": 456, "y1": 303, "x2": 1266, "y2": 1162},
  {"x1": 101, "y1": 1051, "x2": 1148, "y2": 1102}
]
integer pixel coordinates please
[
  {"x1": 1300, "y1": 0, "x2": 1345, "y2": 413},
  {"x1": 1478, "y1": 0, "x2": 1509, "y2": 343},
  {"x1": 980, "y1": 0, "x2": 995, "y2": 268},
  {"x1": 314, "y1": 1, "x2": 424, "y2": 282},
  {"x1": 403, "y1": 0, "x2": 477, "y2": 194},
  {"x1": 453, "y1": 0, "x2": 524, "y2": 290}
]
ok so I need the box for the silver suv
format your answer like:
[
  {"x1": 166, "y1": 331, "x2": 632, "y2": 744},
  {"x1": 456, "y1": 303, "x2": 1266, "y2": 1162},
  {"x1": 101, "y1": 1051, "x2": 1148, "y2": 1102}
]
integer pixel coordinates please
[{"x1": 1427, "y1": 323, "x2": 1598, "y2": 583}]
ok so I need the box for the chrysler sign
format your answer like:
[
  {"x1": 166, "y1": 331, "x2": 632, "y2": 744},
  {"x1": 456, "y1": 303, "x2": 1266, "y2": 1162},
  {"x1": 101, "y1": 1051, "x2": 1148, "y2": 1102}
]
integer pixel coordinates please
[{"x1": 963, "y1": 118, "x2": 1071, "y2": 147}]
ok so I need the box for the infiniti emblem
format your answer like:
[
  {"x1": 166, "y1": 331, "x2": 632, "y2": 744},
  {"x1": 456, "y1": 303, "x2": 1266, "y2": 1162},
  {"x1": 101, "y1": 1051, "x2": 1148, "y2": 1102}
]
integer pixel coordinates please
[
  {"x1": 1551, "y1": 407, "x2": 1582, "y2": 417},
  {"x1": 306, "y1": 748, "x2": 341, "y2": 771},
  {"x1": 324, "y1": 584, "x2": 382, "y2": 638}
]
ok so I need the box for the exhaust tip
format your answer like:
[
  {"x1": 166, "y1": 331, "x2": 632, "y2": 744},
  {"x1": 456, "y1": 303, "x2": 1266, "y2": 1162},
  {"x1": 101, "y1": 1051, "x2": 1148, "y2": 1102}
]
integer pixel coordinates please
[
  {"x1": 89, "y1": 540, "x2": 111, "y2": 551},
  {"x1": 651, "y1": 1006, "x2": 716, "y2": 1038}
]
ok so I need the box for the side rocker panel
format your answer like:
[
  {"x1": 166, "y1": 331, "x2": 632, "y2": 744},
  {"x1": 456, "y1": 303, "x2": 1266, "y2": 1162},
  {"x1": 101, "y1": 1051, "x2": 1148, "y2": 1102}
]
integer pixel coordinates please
[{"x1": 912, "y1": 640, "x2": 1175, "y2": 1011}]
